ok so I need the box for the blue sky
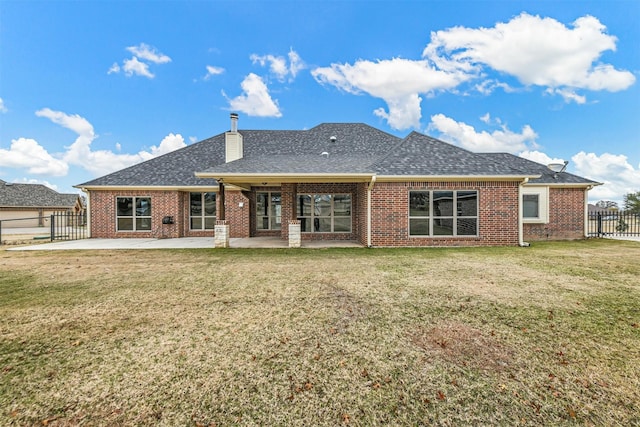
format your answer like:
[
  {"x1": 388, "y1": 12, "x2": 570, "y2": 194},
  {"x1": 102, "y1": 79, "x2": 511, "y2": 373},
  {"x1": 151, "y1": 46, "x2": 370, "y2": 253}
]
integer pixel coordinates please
[{"x1": 1, "y1": 1, "x2": 638, "y2": 204}]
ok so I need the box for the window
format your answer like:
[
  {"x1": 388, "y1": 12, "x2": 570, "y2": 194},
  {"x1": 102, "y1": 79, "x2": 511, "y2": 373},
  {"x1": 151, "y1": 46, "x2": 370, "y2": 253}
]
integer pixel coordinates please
[
  {"x1": 523, "y1": 194, "x2": 539, "y2": 218},
  {"x1": 256, "y1": 192, "x2": 281, "y2": 230},
  {"x1": 297, "y1": 194, "x2": 351, "y2": 233},
  {"x1": 190, "y1": 192, "x2": 216, "y2": 230},
  {"x1": 116, "y1": 197, "x2": 151, "y2": 231},
  {"x1": 522, "y1": 187, "x2": 549, "y2": 224},
  {"x1": 409, "y1": 190, "x2": 478, "y2": 237}
]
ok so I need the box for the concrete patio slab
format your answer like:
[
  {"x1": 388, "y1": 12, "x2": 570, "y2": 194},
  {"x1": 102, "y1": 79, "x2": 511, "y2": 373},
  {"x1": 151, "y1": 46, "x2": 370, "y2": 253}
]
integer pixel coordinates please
[{"x1": 6, "y1": 236, "x2": 363, "y2": 251}]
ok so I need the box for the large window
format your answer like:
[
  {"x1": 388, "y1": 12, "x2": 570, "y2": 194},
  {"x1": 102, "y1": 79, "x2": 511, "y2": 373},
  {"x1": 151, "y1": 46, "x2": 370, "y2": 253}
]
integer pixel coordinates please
[
  {"x1": 256, "y1": 192, "x2": 281, "y2": 230},
  {"x1": 297, "y1": 194, "x2": 351, "y2": 233},
  {"x1": 409, "y1": 190, "x2": 478, "y2": 237},
  {"x1": 116, "y1": 197, "x2": 151, "y2": 231},
  {"x1": 190, "y1": 192, "x2": 216, "y2": 230}
]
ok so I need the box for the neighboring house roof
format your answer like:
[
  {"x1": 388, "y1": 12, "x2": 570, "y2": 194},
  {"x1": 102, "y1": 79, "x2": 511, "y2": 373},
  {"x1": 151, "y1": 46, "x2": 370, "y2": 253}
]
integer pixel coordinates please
[
  {"x1": 77, "y1": 122, "x2": 599, "y2": 188},
  {"x1": 0, "y1": 180, "x2": 82, "y2": 208}
]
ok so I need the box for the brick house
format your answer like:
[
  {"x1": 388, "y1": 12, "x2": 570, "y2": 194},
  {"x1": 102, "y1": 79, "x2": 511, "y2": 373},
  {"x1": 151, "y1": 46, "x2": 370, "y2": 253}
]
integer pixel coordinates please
[{"x1": 77, "y1": 114, "x2": 600, "y2": 247}]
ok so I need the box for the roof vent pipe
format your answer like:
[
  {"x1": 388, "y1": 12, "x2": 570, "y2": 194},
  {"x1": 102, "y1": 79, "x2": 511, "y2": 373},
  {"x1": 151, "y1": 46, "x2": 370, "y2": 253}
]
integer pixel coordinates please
[{"x1": 230, "y1": 113, "x2": 238, "y2": 132}]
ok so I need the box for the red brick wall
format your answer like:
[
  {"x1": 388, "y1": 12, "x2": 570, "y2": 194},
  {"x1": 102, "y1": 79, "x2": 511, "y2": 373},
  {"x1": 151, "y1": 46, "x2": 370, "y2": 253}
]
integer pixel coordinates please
[
  {"x1": 90, "y1": 190, "x2": 183, "y2": 238},
  {"x1": 89, "y1": 189, "x2": 249, "y2": 239},
  {"x1": 524, "y1": 188, "x2": 586, "y2": 241},
  {"x1": 369, "y1": 181, "x2": 520, "y2": 247}
]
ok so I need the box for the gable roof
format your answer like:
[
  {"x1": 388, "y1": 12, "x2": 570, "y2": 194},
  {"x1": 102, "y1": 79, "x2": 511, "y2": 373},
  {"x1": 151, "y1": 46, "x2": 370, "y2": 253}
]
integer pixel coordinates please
[
  {"x1": 1, "y1": 180, "x2": 81, "y2": 208},
  {"x1": 77, "y1": 122, "x2": 599, "y2": 188}
]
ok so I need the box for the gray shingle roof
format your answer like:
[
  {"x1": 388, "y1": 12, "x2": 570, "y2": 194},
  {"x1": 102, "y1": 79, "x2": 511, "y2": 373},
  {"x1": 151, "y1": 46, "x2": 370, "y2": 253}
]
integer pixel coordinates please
[
  {"x1": 478, "y1": 153, "x2": 600, "y2": 185},
  {"x1": 77, "y1": 122, "x2": 598, "y2": 187},
  {"x1": 1, "y1": 180, "x2": 81, "y2": 208},
  {"x1": 373, "y1": 132, "x2": 526, "y2": 176}
]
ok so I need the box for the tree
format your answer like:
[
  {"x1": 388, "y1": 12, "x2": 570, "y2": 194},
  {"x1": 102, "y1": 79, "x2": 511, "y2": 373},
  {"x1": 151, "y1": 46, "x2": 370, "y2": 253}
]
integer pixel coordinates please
[
  {"x1": 595, "y1": 200, "x2": 618, "y2": 210},
  {"x1": 623, "y1": 191, "x2": 640, "y2": 214}
]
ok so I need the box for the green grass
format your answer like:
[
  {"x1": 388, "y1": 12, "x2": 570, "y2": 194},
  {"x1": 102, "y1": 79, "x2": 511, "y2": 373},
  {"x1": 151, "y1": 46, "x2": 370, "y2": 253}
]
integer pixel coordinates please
[{"x1": 1, "y1": 240, "x2": 639, "y2": 426}]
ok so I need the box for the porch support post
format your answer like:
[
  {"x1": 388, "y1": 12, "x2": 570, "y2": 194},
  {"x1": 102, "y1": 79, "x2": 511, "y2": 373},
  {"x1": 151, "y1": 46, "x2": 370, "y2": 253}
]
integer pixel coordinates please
[
  {"x1": 288, "y1": 183, "x2": 300, "y2": 247},
  {"x1": 218, "y1": 181, "x2": 225, "y2": 221},
  {"x1": 215, "y1": 181, "x2": 229, "y2": 248}
]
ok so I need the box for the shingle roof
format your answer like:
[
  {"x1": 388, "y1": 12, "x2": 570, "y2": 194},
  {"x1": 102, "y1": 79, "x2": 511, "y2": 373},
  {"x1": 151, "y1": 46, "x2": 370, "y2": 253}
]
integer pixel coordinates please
[
  {"x1": 77, "y1": 122, "x2": 598, "y2": 187},
  {"x1": 0, "y1": 180, "x2": 81, "y2": 208},
  {"x1": 373, "y1": 132, "x2": 527, "y2": 176},
  {"x1": 478, "y1": 153, "x2": 600, "y2": 185}
]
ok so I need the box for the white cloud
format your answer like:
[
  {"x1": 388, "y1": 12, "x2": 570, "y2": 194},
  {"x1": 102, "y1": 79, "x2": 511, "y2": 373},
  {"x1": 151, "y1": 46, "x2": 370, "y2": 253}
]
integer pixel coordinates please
[
  {"x1": 109, "y1": 43, "x2": 171, "y2": 78},
  {"x1": 519, "y1": 150, "x2": 565, "y2": 165},
  {"x1": 0, "y1": 138, "x2": 68, "y2": 176},
  {"x1": 474, "y1": 79, "x2": 517, "y2": 96},
  {"x1": 313, "y1": 58, "x2": 470, "y2": 130},
  {"x1": 126, "y1": 43, "x2": 171, "y2": 64},
  {"x1": 224, "y1": 73, "x2": 282, "y2": 118},
  {"x1": 141, "y1": 133, "x2": 186, "y2": 160},
  {"x1": 107, "y1": 62, "x2": 120, "y2": 75},
  {"x1": 31, "y1": 109, "x2": 187, "y2": 176},
  {"x1": 189, "y1": 136, "x2": 198, "y2": 144},
  {"x1": 288, "y1": 49, "x2": 305, "y2": 79},
  {"x1": 250, "y1": 49, "x2": 306, "y2": 82},
  {"x1": 548, "y1": 88, "x2": 587, "y2": 104},
  {"x1": 204, "y1": 65, "x2": 225, "y2": 80},
  {"x1": 0, "y1": 97, "x2": 7, "y2": 113},
  {"x1": 428, "y1": 113, "x2": 538, "y2": 153},
  {"x1": 423, "y1": 13, "x2": 635, "y2": 101},
  {"x1": 572, "y1": 151, "x2": 640, "y2": 202},
  {"x1": 123, "y1": 57, "x2": 154, "y2": 78}
]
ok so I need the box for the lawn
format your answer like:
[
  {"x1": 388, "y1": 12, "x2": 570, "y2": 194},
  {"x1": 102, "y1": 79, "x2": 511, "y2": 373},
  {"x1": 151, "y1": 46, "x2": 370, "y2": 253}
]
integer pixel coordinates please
[{"x1": 1, "y1": 240, "x2": 639, "y2": 426}]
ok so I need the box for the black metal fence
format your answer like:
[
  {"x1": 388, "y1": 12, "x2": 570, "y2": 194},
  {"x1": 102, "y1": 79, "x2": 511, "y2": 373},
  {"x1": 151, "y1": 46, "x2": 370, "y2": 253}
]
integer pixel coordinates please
[
  {"x1": 588, "y1": 210, "x2": 640, "y2": 237},
  {"x1": 0, "y1": 211, "x2": 87, "y2": 245},
  {"x1": 50, "y1": 211, "x2": 87, "y2": 241}
]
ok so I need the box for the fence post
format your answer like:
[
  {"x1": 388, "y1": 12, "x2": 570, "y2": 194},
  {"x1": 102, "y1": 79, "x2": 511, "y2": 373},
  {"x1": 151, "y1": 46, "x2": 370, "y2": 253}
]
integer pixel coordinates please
[
  {"x1": 50, "y1": 214, "x2": 55, "y2": 242},
  {"x1": 597, "y1": 212, "x2": 602, "y2": 237},
  {"x1": 0, "y1": 220, "x2": 2, "y2": 245}
]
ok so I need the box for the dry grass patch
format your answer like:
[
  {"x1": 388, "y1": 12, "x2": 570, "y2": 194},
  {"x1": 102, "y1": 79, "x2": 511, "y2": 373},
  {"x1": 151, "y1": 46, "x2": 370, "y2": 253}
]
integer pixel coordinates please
[
  {"x1": 1, "y1": 240, "x2": 639, "y2": 426},
  {"x1": 411, "y1": 320, "x2": 514, "y2": 372}
]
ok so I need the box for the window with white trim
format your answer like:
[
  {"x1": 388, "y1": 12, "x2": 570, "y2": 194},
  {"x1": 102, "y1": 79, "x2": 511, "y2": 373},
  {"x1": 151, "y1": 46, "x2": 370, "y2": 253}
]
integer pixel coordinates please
[
  {"x1": 190, "y1": 192, "x2": 216, "y2": 230},
  {"x1": 256, "y1": 192, "x2": 281, "y2": 230},
  {"x1": 297, "y1": 194, "x2": 351, "y2": 233},
  {"x1": 116, "y1": 197, "x2": 151, "y2": 231},
  {"x1": 409, "y1": 190, "x2": 478, "y2": 237},
  {"x1": 522, "y1": 187, "x2": 549, "y2": 224}
]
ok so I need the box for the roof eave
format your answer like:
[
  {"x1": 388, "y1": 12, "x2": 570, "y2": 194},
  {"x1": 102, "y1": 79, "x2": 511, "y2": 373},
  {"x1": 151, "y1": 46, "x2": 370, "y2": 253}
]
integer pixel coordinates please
[
  {"x1": 375, "y1": 174, "x2": 540, "y2": 182},
  {"x1": 75, "y1": 185, "x2": 221, "y2": 191},
  {"x1": 194, "y1": 172, "x2": 375, "y2": 184}
]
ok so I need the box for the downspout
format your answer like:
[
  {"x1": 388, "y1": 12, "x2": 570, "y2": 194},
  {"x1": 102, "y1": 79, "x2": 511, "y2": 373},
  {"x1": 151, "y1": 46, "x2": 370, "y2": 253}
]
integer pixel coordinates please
[
  {"x1": 584, "y1": 185, "x2": 593, "y2": 238},
  {"x1": 518, "y1": 178, "x2": 529, "y2": 247},
  {"x1": 367, "y1": 175, "x2": 377, "y2": 248},
  {"x1": 81, "y1": 188, "x2": 91, "y2": 238}
]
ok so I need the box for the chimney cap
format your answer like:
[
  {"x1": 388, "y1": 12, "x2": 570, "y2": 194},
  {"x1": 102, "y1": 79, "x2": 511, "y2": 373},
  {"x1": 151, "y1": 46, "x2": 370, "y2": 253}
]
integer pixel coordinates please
[{"x1": 230, "y1": 113, "x2": 239, "y2": 132}]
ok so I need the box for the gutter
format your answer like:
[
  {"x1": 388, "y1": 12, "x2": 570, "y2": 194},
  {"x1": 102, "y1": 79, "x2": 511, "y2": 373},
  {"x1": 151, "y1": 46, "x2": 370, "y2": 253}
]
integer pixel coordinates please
[
  {"x1": 367, "y1": 175, "x2": 377, "y2": 248},
  {"x1": 518, "y1": 178, "x2": 530, "y2": 247}
]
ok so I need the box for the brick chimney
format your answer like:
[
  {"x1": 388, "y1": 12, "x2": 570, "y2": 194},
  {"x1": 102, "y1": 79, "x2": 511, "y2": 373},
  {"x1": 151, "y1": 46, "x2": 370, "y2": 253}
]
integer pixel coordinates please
[{"x1": 225, "y1": 113, "x2": 243, "y2": 163}]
